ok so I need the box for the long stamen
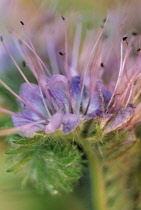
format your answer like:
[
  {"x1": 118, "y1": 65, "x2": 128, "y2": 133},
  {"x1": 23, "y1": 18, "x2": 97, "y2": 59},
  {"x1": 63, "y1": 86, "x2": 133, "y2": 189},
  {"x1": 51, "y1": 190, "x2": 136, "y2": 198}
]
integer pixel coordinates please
[
  {"x1": 0, "y1": 79, "x2": 48, "y2": 121},
  {"x1": 0, "y1": 107, "x2": 25, "y2": 119},
  {"x1": 0, "y1": 120, "x2": 45, "y2": 136},
  {"x1": 128, "y1": 119, "x2": 141, "y2": 128},
  {"x1": 22, "y1": 49, "x2": 55, "y2": 115},
  {"x1": 104, "y1": 14, "x2": 127, "y2": 65},
  {"x1": 38, "y1": 85, "x2": 52, "y2": 118},
  {"x1": 0, "y1": 107, "x2": 45, "y2": 122},
  {"x1": 0, "y1": 107, "x2": 17, "y2": 115},
  {"x1": 38, "y1": 75, "x2": 57, "y2": 113},
  {"x1": 11, "y1": 30, "x2": 54, "y2": 117},
  {"x1": 80, "y1": 30, "x2": 92, "y2": 67},
  {"x1": 72, "y1": 21, "x2": 82, "y2": 71},
  {"x1": 61, "y1": 16, "x2": 73, "y2": 112},
  {"x1": 133, "y1": 78, "x2": 141, "y2": 103},
  {"x1": 129, "y1": 102, "x2": 141, "y2": 125},
  {"x1": 20, "y1": 45, "x2": 38, "y2": 79},
  {"x1": 20, "y1": 21, "x2": 46, "y2": 75},
  {"x1": 124, "y1": 85, "x2": 134, "y2": 107},
  {"x1": 121, "y1": 66, "x2": 141, "y2": 105},
  {"x1": 18, "y1": 23, "x2": 59, "y2": 114},
  {"x1": 84, "y1": 40, "x2": 103, "y2": 115},
  {"x1": 1, "y1": 37, "x2": 36, "y2": 94},
  {"x1": 19, "y1": 43, "x2": 52, "y2": 117},
  {"x1": 62, "y1": 16, "x2": 71, "y2": 79},
  {"x1": 0, "y1": 39, "x2": 52, "y2": 119},
  {"x1": 11, "y1": 33, "x2": 39, "y2": 79},
  {"x1": 77, "y1": 16, "x2": 109, "y2": 114},
  {"x1": 113, "y1": 48, "x2": 133, "y2": 110},
  {"x1": 9, "y1": 28, "x2": 52, "y2": 77},
  {"x1": 46, "y1": 34, "x2": 59, "y2": 74},
  {"x1": 106, "y1": 42, "x2": 124, "y2": 111}
]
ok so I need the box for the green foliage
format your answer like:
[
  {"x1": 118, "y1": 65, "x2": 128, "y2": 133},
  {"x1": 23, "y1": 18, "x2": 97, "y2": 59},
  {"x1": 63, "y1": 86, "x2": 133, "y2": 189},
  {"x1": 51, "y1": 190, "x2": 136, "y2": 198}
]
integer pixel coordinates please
[
  {"x1": 126, "y1": 140, "x2": 141, "y2": 210},
  {"x1": 6, "y1": 133, "x2": 84, "y2": 195},
  {"x1": 80, "y1": 119, "x2": 138, "y2": 210},
  {"x1": 98, "y1": 130, "x2": 137, "y2": 210},
  {"x1": 81, "y1": 120, "x2": 103, "y2": 143},
  {"x1": 5, "y1": 118, "x2": 140, "y2": 209}
]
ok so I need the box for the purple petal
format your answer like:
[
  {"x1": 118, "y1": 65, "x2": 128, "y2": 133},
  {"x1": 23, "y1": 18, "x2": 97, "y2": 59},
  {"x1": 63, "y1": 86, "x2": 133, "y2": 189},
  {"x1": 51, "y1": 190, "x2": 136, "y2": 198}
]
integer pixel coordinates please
[
  {"x1": 86, "y1": 109, "x2": 103, "y2": 118},
  {"x1": 71, "y1": 76, "x2": 81, "y2": 98},
  {"x1": 95, "y1": 81, "x2": 112, "y2": 104},
  {"x1": 22, "y1": 107, "x2": 43, "y2": 121},
  {"x1": 102, "y1": 89, "x2": 112, "y2": 103},
  {"x1": 62, "y1": 113, "x2": 80, "y2": 134},
  {"x1": 104, "y1": 107, "x2": 134, "y2": 133},
  {"x1": 12, "y1": 115, "x2": 45, "y2": 137},
  {"x1": 86, "y1": 83, "x2": 112, "y2": 114},
  {"x1": 49, "y1": 89, "x2": 69, "y2": 112},
  {"x1": 20, "y1": 83, "x2": 48, "y2": 117},
  {"x1": 87, "y1": 91, "x2": 102, "y2": 114},
  {"x1": 45, "y1": 111, "x2": 63, "y2": 134},
  {"x1": 47, "y1": 74, "x2": 69, "y2": 90}
]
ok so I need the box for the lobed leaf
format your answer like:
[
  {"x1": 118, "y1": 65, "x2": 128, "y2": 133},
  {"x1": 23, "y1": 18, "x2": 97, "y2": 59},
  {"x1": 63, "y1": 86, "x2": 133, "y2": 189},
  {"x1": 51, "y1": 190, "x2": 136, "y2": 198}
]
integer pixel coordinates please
[{"x1": 7, "y1": 133, "x2": 84, "y2": 194}]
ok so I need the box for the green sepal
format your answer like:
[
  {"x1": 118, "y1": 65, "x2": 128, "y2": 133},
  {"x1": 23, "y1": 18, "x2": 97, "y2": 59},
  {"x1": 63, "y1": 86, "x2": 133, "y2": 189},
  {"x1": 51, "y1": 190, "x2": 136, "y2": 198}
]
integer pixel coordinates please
[{"x1": 101, "y1": 130, "x2": 128, "y2": 151}]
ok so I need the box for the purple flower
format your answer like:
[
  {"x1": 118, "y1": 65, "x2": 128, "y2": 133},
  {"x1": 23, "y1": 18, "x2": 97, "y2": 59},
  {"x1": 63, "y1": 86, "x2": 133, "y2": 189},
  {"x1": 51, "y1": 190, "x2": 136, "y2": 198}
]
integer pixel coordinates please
[{"x1": 0, "y1": 14, "x2": 141, "y2": 137}]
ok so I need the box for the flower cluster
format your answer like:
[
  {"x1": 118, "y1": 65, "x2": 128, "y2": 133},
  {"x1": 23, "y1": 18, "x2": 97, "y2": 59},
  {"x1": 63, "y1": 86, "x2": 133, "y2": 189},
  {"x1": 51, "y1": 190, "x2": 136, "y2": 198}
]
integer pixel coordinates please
[{"x1": 0, "y1": 14, "x2": 141, "y2": 140}]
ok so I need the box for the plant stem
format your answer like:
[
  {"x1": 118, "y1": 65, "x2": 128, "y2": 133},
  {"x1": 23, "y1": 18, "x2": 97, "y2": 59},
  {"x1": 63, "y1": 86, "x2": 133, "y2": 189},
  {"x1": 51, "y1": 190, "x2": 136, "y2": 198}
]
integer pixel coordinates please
[{"x1": 82, "y1": 142, "x2": 108, "y2": 210}]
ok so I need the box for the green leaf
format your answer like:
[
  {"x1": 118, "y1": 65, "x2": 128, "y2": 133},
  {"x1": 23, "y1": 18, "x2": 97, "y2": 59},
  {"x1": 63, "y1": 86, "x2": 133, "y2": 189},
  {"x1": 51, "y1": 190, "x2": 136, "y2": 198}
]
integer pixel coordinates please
[
  {"x1": 7, "y1": 133, "x2": 84, "y2": 194},
  {"x1": 13, "y1": 135, "x2": 42, "y2": 145},
  {"x1": 7, "y1": 151, "x2": 35, "y2": 173},
  {"x1": 6, "y1": 145, "x2": 32, "y2": 155}
]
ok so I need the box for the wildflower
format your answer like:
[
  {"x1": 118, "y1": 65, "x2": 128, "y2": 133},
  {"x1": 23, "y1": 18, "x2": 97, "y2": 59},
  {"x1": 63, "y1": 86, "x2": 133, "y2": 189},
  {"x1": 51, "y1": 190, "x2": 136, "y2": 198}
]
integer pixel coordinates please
[
  {"x1": 0, "y1": 14, "x2": 141, "y2": 139},
  {"x1": 1, "y1": 9, "x2": 141, "y2": 210}
]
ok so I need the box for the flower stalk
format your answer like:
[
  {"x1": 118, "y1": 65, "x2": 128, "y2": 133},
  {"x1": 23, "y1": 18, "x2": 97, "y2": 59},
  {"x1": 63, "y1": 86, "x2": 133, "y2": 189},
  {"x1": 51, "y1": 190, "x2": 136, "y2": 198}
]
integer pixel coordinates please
[{"x1": 82, "y1": 141, "x2": 108, "y2": 210}]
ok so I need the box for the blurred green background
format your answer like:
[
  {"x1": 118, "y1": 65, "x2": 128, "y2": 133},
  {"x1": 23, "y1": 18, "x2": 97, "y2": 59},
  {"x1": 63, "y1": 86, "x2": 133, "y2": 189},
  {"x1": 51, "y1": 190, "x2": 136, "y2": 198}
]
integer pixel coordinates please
[{"x1": 0, "y1": 0, "x2": 136, "y2": 210}]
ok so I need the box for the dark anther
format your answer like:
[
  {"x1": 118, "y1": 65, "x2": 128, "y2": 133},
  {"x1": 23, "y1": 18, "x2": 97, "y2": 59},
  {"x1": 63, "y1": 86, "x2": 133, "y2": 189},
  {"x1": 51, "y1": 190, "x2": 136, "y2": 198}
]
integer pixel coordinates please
[
  {"x1": 18, "y1": 40, "x2": 23, "y2": 45},
  {"x1": 132, "y1": 32, "x2": 138, "y2": 36},
  {"x1": 137, "y1": 48, "x2": 141, "y2": 52},
  {"x1": 20, "y1": 21, "x2": 24, "y2": 25},
  {"x1": 22, "y1": 61, "x2": 26, "y2": 67},
  {"x1": 123, "y1": 36, "x2": 128, "y2": 41},
  {"x1": 61, "y1": 16, "x2": 65, "y2": 21},
  {"x1": 59, "y1": 51, "x2": 64, "y2": 56},
  {"x1": 113, "y1": 93, "x2": 121, "y2": 98},
  {"x1": 101, "y1": 63, "x2": 104, "y2": 68},
  {"x1": 127, "y1": 103, "x2": 136, "y2": 109},
  {"x1": 103, "y1": 18, "x2": 106, "y2": 23},
  {"x1": 0, "y1": 36, "x2": 3, "y2": 42}
]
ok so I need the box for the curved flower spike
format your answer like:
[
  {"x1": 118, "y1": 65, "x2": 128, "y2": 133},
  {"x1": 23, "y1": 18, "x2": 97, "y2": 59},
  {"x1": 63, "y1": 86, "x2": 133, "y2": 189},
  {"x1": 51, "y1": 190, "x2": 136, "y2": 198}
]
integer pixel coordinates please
[{"x1": 0, "y1": 13, "x2": 141, "y2": 138}]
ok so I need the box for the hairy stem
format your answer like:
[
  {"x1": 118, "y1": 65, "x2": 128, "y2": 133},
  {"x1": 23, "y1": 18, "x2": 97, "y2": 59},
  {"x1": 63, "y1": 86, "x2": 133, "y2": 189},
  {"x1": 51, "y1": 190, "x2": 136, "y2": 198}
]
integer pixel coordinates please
[{"x1": 82, "y1": 142, "x2": 108, "y2": 210}]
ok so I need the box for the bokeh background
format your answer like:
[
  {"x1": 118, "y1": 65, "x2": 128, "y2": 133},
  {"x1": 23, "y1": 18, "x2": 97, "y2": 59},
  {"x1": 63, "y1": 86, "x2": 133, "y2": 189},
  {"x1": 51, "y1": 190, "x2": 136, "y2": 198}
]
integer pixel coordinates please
[{"x1": 0, "y1": 0, "x2": 139, "y2": 210}]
